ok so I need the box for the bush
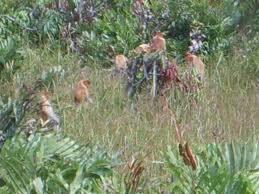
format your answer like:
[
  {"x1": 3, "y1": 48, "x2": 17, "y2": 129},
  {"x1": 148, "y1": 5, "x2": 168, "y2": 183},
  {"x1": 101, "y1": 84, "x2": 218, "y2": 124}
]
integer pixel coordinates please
[
  {"x1": 0, "y1": 133, "x2": 114, "y2": 193},
  {"x1": 77, "y1": 5, "x2": 142, "y2": 66},
  {"x1": 163, "y1": 142, "x2": 259, "y2": 193}
]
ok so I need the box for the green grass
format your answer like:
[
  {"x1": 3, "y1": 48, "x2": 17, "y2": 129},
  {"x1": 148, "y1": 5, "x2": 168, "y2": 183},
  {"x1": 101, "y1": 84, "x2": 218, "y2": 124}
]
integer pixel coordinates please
[{"x1": 1, "y1": 43, "x2": 258, "y2": 183}]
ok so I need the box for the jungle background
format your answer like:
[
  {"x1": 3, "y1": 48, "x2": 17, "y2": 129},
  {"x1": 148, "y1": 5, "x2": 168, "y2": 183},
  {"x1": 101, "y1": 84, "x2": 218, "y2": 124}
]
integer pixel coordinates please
[{"x1": 0, "y1": 0, "x2": 259, "y2": 193}]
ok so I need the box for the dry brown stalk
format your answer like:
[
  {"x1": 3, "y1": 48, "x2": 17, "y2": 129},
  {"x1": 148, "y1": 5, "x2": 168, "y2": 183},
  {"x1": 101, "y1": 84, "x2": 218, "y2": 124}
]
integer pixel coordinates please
[
  {"x1": 179, "y1": 143, "x2": 192, "y2": 166},
  {"x1": 185, "y1": 142, "x2": 198, "y2": 170},
  {"x1": 124, "y1": 157, "x2": 145, "y2": 192},
  {"x1": 165, "y1": 98, "x2": 198, "y2": 170}
]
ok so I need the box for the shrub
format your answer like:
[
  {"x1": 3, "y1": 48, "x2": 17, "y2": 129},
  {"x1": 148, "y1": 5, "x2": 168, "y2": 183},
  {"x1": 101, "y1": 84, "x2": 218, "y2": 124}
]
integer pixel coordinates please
[
  {"x1": 163, "y1": 142, "x2": 259, "y2": 193},
  {"x1": 78, "y1": 6, "x2": 142, "y2": 66},
  {"x1": 0, "y1": 133, "x2": 114, "y2": 193}
]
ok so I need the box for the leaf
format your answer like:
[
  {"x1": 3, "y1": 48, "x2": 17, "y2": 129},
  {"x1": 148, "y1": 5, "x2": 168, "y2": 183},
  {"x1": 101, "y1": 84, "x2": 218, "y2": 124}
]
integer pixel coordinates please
[
  {"x1": 164, "y1": 142, "x2": 259, "y2": 193},
  {"x1": 0, "y1": 133, "x2": 114, "y2": 193},
  {"x1": 33, "y1": 177, "x2": 44, "y2": 194},
  {"x1": 69, "y1": 165, "x2": 84, "y2": 194}
]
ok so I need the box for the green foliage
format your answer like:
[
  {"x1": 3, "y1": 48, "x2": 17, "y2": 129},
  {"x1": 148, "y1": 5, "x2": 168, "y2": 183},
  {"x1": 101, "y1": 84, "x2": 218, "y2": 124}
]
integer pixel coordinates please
[
  {"x1": 0, "y1": 98, "x2": 31, "y2": 147},
  {"x1": 1, "y1": 6, "x2": 65, "y2": 41},
  {"x1": 78, "y1": 6, "x2": 141, "y2": 65},
  {"x1": 88, "y1": 158, "x2": 146, "y2": 193},
  {"x1": 41, "y1": 65, "x2": 65, "y2": 88},
  {"x1": 0, "y1": 5, "x2": 66, "y2": 75},
  {"x1": 0, "y1": 74, "x2": 116, "y2": 193},
  {"x1": 234, "y1": 33, "x2": 259, "y2": 79},
  {"x1": 239, "y1": 0, "x2": 259, "y2": 31},
  {"x1": 0, "y1": 17, "x2": 20, "y2": 73},
  {"x1": 0, "y1": 80, "x2": 44, "y2": 147},
  {"x1": 0, "y1": 0, "x2": 258, "y2": 70},
  {"x1": 164, "y1": 142, "x2": 259, "y2": 193},
  {"x1": 92, "y1": 173, "x2": 145, "y2": 194},
  {"x1": 0, "y1": 1, "x2": 258, "y2": 193},
  {"x1": 0, "y1": 68, "x2": 68, "y2": 146},
  {"x1": 165, "y1": 0, "x2": 239, "y2": 54},
  {"x1": 0, "y1": 37, "x2": 18, "y2": 69},
  {"x1": 0, "y1": 133, "x2": 114, "y2": 193},
  {"x1": 0, "y1": 0, "x2": 35, "y2": 14},
  {"x1": 40, "y1": 9, "x2": 64, "y2": 40}
]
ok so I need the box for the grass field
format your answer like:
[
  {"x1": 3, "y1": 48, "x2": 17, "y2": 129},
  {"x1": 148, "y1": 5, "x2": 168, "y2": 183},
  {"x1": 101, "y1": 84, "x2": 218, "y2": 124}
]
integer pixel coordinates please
[
  {"x1": 1, "y1": 0, "x2": 259, "y2": 192},
  {"x1": 1, "y1": 43, "x2": 258, "y2": 184}
]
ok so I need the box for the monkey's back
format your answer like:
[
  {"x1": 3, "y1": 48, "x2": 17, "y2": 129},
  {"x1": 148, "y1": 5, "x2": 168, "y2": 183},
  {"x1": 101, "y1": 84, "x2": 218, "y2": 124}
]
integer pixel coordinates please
[{"x1": 73, "y1": 85, "x2": 89, "y2": 103}]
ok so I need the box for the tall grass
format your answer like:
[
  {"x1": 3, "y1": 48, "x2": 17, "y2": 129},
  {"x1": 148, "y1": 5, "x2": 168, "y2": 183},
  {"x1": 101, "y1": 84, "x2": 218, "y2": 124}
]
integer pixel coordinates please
[{"x1": 1, "y1": 44, "x2": 257, "y2": 181}]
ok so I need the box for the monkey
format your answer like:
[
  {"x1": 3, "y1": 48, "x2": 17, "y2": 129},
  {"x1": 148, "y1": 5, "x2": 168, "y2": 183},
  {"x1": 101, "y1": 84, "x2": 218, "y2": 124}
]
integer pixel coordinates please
[
  {"x1": 73, "y1": 79, "x2": 93, "y2": 104},
  {"x1": 39, "y1": 91, "x2": 60, "y2": 131},
  {"x1": 185, "y1": 52, "x2": 205, "y2": 82},
  {"x1": 134, "y1": 43, "x2": 151, "y2": 54},
  {"x1": 115, "y1": 54, "x2": 128, "y2": 72},
  {"x1": 150, "y1": 32, "x2": 166, "y2": 51}
]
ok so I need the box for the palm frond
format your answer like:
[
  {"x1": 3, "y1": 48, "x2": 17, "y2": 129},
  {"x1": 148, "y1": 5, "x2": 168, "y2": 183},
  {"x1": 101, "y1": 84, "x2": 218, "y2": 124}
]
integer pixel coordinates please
[
  {"x1": 0, "y1": 133, "x2": 114, "y2": 194},
  {"x1": 164, "y1": 141, "x2": 259, "y2": 193}
]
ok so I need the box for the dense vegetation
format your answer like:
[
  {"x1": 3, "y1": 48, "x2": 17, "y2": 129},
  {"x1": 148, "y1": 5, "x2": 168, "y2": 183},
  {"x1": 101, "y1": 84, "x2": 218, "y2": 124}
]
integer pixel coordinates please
[{"x1": 0, "y1": 0, "x2": 258, "y2": 193}]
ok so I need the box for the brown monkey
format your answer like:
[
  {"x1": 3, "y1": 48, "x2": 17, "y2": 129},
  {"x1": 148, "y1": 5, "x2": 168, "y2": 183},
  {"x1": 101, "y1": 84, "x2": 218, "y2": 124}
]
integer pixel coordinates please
[
  {"x1": 73, "y1": 79, "x2": 93, "y2": 104},
  {"x1": 185, "y1": 52, "x2": 205, "y2": 81},
  {"x1": 150, "y1": 32, "x2": 166, "y2": 51},
  {"x1": 115, "y1": 54, "x2": 128, "y2": 71},
  {"x1": 39, "y1": 91, "x2": 60, "y2": 130},
  {"x1": 134, "y1": 43, "x2": 151, "y2": 54}
]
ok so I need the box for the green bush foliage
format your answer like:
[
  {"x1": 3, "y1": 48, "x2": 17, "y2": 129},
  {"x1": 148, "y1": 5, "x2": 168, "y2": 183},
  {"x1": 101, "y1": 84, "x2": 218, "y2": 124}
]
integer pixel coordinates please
[
  {"x1": 0, "y1": 133, "x2": 114, "y2": 193},
  {"x1": 0, "y1": 0, "x2": 257, "y2": 70},
  {"x1": 164, "y1": 142, "x2": 259, "y2": 193},
  {"x1": 0, "y1": 0, "x2": 258, "y2": 193}
]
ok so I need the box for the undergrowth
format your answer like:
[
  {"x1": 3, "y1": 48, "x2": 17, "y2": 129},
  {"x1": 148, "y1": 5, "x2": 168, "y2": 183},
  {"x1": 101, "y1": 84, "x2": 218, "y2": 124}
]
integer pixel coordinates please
[{"x1": 0, "y1": 0, "x2": 258, "y2": 193}]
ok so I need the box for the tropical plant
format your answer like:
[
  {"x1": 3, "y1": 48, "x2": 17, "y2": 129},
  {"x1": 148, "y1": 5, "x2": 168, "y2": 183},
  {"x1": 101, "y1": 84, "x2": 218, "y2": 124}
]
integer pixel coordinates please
[
  {"x1": 164, "y1": 142, "x2": 259, "y2": 193},
  {"x1": 77, "y1": 5, "x2": 142, "y2": 66},
  {"x1": 0, "y1": 16, "x2": 21, "y2": 72},
  {"x1": 0, "y1": 133, "x2": 114, "y2": 193},
  {"x1": 166, "y1": 0, "x2": 238, "y2": 54},
  {"x1": 0, "y1": 0, "x2": 34, "y2": 14},
  {"x1": 41, "y1": 65, "x2": 66, "y2": 88},
  {"x1": 0, "y1": 81, "x2": 42, "y2": 148},
  {"x1": 0, "y1": 37, "x2": 18, "y2": 72},
  {"x1": 0, "y1": 77, "x2": 116, "y2": 193},
  {"x1": 0, "y1": 70, "x2": 65, "y2": 148},
  {"x1": 90, "y1": 157, "x2": 146, "y2": 194}
]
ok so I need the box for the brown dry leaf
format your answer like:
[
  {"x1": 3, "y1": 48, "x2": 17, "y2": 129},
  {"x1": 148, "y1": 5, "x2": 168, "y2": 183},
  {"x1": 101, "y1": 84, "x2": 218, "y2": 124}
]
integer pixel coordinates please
[
  {"x1": 185, "y1": 142, "x2": 198, "y2": 170},
  {"x1": 179, "y1": 143, "x2": 191, "y2": 166},
  {"x1": 124, "y1": 157, "x2": 145, "y2": 192}
]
